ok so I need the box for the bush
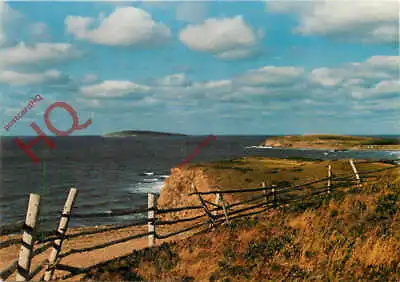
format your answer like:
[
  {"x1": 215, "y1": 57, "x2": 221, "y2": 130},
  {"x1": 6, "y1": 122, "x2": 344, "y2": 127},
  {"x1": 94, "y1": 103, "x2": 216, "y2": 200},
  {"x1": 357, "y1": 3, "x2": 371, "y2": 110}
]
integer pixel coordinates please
[
  {"x1": 376, "y1": 194, "x2": 399, "y2": 218},
  {"x1": 244, "y1": 233, "x2": 295, "y2": 263},
  {"x1": 277, "y1": 181, "x2": 292, "y2": 188},
  {"x1": 286, "y1": 265, "x2": 309, "y2": 279},
  {"x1": 362, "y1": 139, "x2": 400, "y2": 146},
  {"x1": 330, "y1": 209, "x2": 338, "y2": 217},
  {"x1": 292, "y1": 167, "x2": 304, "y2": 172}
]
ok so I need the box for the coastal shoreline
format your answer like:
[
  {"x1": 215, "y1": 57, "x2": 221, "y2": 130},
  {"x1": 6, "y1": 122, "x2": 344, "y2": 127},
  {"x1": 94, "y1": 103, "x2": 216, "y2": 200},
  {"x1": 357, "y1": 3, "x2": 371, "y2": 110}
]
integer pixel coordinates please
[
  {"x1": 1, "y1": 157, "x2": 398, "y2": 281},
  {"x1": 254, "y1": 146, "x2": 400, "y2": 152},
  {"x1": 262, "y1": 134, "x2": 400, "y2": 152}
]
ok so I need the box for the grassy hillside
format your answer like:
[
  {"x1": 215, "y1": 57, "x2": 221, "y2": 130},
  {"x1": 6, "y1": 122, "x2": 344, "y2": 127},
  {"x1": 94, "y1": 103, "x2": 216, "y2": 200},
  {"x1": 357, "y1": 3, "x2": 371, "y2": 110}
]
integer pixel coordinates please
[
  {"x1": 81, "y1": 159, "x2": 400, "y2": 281},
  {"x1": 264, "y1": 135, "x2": 400, "y2": 151}
]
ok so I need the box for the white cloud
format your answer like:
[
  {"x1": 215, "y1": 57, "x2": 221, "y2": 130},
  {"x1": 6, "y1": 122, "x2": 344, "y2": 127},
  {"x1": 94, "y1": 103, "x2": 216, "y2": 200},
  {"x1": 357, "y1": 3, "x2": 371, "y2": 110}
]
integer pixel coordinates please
[
  {"x1": 176, "y1": 2, "x2": 208, "y2": 23},
  {"x1": 75, "y1": 55, "x2": 398, "y2": 121},
  {"x1": 216, "y1": 48, "x2": 260, "y2": 60},
  {"x1": 0, "y1": 0, "x2": 24, "y2": 46},
  {"x1": 309, "y1": 68, "x2": 343, "y2": 87},
  {"x1": 0, "y1": 42, "x2": 79, "y2": 67},
  {"x1": 0, "y1": 4, "x2": 5, "y2": 46},
  {"x1": 80, "y1": 80, "x2": 151, "y2": 98},
  {"x1": 352, "y1": 80, "x2": 400, "y2": 99},
  {"x1": 65, "y1": 7, "x2": 171, "y2": 46},
  {"x1": 0, "y1": 69, "x2": 66, "y2": 85},
  {"x1": 179, "y1": 16, "x2": 261, "y2": 60},
  {"x1": 310, "y1": 55, "x2": 399, "y2": 89},
  {"x1": 365, "y1": 55, "x2": 400, "y2": 70},
  {"x1": 374, "y1": 80, "x2": 400, "y2": 94},
  {"x1": 236, "y1": 66, "x2": 305, "y2": 86},
  {"x1": 267, "y1": 0, "x2": 399, "y2": 43}
]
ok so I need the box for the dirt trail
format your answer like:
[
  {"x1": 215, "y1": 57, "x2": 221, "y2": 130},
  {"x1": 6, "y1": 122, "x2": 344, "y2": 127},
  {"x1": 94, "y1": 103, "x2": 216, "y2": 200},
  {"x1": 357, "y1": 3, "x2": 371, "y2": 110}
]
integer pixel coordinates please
[{"x1": 0, "y1": 222, "x2": 204, "y2": 281}]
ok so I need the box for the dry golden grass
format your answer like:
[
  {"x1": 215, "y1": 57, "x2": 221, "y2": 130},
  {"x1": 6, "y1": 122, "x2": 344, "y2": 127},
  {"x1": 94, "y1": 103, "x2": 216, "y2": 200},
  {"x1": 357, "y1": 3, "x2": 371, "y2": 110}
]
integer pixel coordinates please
[
  {"x1": 264, "y1": 135, "x2": 400, "y2": 150},
  {"x1": 81, "y1": 159, "x2": 399, "y2": 281}
]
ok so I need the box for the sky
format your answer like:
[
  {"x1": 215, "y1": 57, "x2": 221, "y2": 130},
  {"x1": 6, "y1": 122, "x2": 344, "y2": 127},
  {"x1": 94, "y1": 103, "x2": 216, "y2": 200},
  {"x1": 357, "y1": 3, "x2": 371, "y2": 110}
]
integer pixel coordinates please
[{"x1": 0, "y1": 0, "x2": 399, "y2": 136}]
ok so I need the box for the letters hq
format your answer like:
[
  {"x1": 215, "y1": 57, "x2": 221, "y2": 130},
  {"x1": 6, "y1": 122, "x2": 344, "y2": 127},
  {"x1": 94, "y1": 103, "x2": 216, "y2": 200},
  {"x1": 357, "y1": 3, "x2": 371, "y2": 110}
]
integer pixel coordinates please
[{"x1": 14, "y1": 101, "x2": 92, "y2": 164}]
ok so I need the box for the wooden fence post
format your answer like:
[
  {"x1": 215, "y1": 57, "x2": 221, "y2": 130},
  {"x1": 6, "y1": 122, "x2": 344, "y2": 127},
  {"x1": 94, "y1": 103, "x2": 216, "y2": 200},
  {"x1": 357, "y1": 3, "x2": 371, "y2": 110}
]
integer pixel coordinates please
[
  {"x1": 16, "y1": 194, "x2": 41, "y2": 281},
  {"x1": 262, "y1": 181, "x2": 268, "y2": 205},
  {"x1": 213, "y1": 193, "x2": 220, "y2": 217},
  {"x1": 219, "y1": 194, "x2": 230, "y2": 225},
  {"x1": 43, "y1": 188, "x2": 78, "y2": 281},
  {"x1": 148, "y1": 193, "x2": 156, "y2": 247},
  {"x1": 328, "y1": 164, "x2": 332, "y2": 194},
  {"x1": 271, "y1": 185, "x2": 277, "y2": 207},
  {"x1": 191, "y1": 183, "x2": 216, "y2": 228},
  {"x1": 349, "y1": 159, "x2": 361, "y2": 187}
]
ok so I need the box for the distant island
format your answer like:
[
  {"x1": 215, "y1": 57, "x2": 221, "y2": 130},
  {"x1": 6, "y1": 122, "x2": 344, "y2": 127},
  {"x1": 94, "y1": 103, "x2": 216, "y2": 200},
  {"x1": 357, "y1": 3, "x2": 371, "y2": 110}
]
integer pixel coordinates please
[
  {"x1": 263, "y1": 134, "x2": 400, "y2": 151},
  {"x1": 103, "y1": 130, "x2": 188, "y2": 137}
]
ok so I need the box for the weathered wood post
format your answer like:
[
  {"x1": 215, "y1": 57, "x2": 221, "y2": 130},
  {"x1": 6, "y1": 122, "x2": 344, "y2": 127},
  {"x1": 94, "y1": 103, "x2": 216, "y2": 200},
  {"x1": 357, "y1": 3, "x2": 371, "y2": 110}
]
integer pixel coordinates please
[
  {"x1": 349, "y1": 159, "x2": 361, "y2": 187},
  {"x1": 213, "y1": 193, "x2": 220, "y2": 217},
  {"x1": 16, "y1": 194, "x2": 41, "y2": 281},
  {"x1": 328, "y1": 163, "x2": 332, "y2": 194},
  {"x1": 219, "y1": 194, "x2": 230, "y2": 225},
  {"x1": 271, "y1": 185, "x2": 277, "y2": 207},
  {"x1": 44, "y1": 188, "x2": 78, "y2": 281},
  {"x1": 262, "y1": 181, "x2": 268, "y2": 205},
  {"x1": 192, "y1": 183, "x2": 215, "y2": 228},
  {"x1": 148, "y1": 193, "x2": 156, "y2": 247}
]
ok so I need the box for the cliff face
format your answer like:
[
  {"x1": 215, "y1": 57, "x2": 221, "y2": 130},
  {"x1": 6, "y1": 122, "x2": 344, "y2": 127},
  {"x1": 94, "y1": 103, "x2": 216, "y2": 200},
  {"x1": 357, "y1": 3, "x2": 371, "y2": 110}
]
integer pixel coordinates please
[
  {"x1": 157, "y1": 166, "x2": 238, "y2": 220},
  {"x1": 157, "y1": 166, "x2": 214, "y2": 220}
]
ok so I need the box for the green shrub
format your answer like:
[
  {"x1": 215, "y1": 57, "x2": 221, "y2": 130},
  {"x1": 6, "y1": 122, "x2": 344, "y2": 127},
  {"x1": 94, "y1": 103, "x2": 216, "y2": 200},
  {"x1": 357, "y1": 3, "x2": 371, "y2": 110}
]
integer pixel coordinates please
[
  {"x1": 244, "y1": 233, "x2": 295, "y2": 263},
  {"x1": 292, "y1": 167, "x2": 304, "y2": 172},
  {"x1": 277, "y1": 181, "x2": 292, "y2": 188},
  {"x1": 286, "y1": 265, "x2": 309, "y2": 279},
  {"x1": 362, "y1": 139, "x2": 400, "y2": 146},
  {"x1": 376, "y1": 194, "x2": 399, "y2": 218}
]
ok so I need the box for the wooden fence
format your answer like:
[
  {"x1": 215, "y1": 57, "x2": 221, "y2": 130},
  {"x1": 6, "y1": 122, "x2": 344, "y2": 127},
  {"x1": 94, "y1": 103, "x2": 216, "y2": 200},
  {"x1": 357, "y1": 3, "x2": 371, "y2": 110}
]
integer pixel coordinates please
[{"x1": 0, "y1": 159, "x2": 398, "y2": 281}]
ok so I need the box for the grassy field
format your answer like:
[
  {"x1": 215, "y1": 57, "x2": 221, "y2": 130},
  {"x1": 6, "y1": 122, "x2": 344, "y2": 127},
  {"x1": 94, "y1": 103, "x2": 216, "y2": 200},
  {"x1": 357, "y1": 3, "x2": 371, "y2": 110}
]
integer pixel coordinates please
[
  {"x1": 263, "y1": 135, "x2": 400, "y2": 151},
  {"x1": 80, "y1": 158, "x2": 400, "y2": 281}
]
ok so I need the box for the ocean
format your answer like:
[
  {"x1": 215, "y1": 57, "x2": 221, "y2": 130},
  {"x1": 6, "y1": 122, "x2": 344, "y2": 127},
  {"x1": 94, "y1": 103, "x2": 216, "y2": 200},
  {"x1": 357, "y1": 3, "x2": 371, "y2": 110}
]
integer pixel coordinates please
[{"x1": 1, "y1": 135, "x2": 399, "y2": 230}]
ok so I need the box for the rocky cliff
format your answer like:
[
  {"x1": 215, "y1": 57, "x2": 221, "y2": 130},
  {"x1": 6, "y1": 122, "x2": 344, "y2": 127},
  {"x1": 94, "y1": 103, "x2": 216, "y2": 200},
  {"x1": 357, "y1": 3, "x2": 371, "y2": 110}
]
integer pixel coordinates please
[{"x1": 157, "y1": 165, "x2": 236, "y2": 221}]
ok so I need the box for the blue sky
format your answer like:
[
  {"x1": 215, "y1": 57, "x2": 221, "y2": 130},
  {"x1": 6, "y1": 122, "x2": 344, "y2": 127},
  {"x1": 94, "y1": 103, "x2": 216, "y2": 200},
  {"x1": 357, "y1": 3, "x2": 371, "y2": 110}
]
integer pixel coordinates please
[{"x1": 0, "y1": 0, "x2": 399, "y2": 136}]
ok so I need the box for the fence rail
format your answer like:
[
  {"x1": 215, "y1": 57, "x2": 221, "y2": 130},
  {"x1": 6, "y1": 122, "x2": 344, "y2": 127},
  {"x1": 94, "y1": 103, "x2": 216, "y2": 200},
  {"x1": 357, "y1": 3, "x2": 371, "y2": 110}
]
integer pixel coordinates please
[{"x1": 0, "y1": 160, "x2": 398, "y2": 281}]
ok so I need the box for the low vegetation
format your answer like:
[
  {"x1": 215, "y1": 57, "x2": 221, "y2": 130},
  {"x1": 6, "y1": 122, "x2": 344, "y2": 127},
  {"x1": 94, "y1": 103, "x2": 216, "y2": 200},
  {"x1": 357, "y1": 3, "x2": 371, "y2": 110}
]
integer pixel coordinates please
[
  {"x1": 263, "y1": 134, "x2": 400, "y2": 151},
  {"x1": 81, "y1": 159, "x2": 399, "y2": 281}
]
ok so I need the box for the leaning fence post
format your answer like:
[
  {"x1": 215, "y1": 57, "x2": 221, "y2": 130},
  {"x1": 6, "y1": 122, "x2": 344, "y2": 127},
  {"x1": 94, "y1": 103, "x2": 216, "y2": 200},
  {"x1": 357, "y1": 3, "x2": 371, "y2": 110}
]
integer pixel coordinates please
[
  {"x1": 327, "y1": 163, "x2": 332, "y2": 194},
  {"x1": 191, "y1": 183, "x2": 216, "y2": 228},
  {"x1": 43, "y1": 188, "x2": 78, "y2": 281},
  {"x1": 16, "y1": 194, "x2": 41, "y2": 281},
  {"x1": 219, "y1": 194, "x2": 230, "y2": 225},
  {"x1": 148, "y1": 193, "x2": 156, "y2": 247},
  {"x1": 349, "y1": 159, "x2": 361, "y2": 187},
  {"x1": 213, "y1": 193, "x2": 220, "y2": 217}
]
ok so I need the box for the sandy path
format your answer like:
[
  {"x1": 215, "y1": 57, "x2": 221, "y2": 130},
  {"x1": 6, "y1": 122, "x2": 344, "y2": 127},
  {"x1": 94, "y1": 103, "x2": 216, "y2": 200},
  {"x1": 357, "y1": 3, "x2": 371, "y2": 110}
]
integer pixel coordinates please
[{"x1": 0, "y1": 221, "x2": 206, "y2": 281}]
